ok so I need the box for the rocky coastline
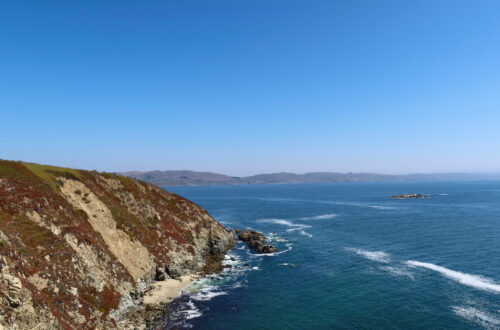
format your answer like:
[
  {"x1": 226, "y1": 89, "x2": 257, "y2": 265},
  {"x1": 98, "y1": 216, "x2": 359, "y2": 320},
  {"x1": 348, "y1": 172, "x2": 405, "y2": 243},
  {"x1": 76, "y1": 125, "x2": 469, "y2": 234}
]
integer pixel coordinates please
[{"x1": 0, "y1": 160, "x2": 236, "y2": 329}]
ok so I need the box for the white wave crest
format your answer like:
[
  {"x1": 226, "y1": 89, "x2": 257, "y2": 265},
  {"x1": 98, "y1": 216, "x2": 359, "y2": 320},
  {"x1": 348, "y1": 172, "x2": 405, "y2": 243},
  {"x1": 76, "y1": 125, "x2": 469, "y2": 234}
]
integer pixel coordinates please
[
  {"x1": 259, "y1": 218, "x2": 311, "y2": 228},
  {"x1": 259, "y1": 218, "x2": 312, "y2": 237},
  {"x1": 300, "y1": 214, "x2": 337, "y2": 220},
  {"x1": 286, "y1": 228, "x2": 313, "y2": 237},
  {"x1": 379, "y1": 266, "x2": 415, "y2": 280},
  {"x1": 346, "y1": 248, "x2": 391, "y2": 263},
  {"x1": 406, "y1": 261, "x2": 500, "y2": 293},
  {"x1": 453, "y1": 306, "x2": 500, "y2": 328},
  {"x1": 184, "y1": 300, "x2": 203, "y2": 320},
  {"x1": 191, "y1": 286, "x2": 228, "y2": 301},
  {"x1": 369, "y1": 205, "x2": 396, "y2": 210}
]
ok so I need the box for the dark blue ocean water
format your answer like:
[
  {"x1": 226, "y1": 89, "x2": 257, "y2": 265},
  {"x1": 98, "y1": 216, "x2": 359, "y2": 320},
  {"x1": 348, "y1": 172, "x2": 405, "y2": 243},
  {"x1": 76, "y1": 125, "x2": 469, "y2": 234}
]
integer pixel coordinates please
[{"x1": 161, "y1": 181, "x2": 500, "y2": 329}]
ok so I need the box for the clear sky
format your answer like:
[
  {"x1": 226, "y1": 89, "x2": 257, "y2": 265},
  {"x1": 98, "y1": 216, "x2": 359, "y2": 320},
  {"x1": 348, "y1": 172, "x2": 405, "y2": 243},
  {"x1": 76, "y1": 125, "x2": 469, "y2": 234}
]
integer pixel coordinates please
[{"x1": 1, "y1": 1, "x2": 499, "y2": 176}]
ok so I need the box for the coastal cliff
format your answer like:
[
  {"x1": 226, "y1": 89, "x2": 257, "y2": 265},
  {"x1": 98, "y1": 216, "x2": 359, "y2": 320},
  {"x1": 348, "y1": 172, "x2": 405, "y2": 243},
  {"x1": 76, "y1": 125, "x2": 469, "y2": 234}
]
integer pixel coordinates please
[{"x1": 0, "y1": 160, "x2": 235, "y2": 329}]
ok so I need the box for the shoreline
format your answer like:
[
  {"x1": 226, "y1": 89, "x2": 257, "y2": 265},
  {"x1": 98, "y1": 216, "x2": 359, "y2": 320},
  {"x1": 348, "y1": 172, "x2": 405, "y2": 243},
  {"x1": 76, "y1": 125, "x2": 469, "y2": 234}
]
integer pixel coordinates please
[{"x1": 143, "y1": 274, "x2": 198, "y2": 306}]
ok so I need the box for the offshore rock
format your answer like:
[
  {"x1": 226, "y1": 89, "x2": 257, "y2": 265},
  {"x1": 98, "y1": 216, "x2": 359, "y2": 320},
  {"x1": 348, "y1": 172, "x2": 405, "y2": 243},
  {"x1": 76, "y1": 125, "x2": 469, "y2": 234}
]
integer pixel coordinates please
[
  {"x1": 237, "y1": 230, "x2": 278, "y2": 254},
  {"x1": 391, "y1": 193, "x2": 430, "y2": 199}
]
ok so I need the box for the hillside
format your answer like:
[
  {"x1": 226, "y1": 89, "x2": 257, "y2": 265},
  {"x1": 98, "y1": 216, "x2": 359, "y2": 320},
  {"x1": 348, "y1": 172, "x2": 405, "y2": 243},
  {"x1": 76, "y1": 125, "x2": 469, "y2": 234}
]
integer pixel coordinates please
[
  {"x1": 0, "y1": 160, "x2": 235, "y2": 329},
  {"x1": 123, "y1": 170, "x2": 240, "y2": 186},
  {"x1": 123, "y1": 170, "x2": 500, "y2": 186}
]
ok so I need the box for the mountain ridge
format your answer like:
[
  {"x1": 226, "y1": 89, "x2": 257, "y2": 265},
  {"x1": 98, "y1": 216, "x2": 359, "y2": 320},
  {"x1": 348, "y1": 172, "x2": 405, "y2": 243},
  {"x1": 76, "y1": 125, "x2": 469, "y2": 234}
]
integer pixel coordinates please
[{"x1": 122, "y1": 170, "x2": 500, "y2": 186}]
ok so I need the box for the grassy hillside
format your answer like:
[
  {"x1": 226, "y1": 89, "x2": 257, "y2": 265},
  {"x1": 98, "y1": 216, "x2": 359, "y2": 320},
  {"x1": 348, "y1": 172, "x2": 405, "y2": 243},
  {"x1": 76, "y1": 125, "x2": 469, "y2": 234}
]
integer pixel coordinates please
[{"x1": 0, "y1": 160, "x2": 234, "y2": 329}]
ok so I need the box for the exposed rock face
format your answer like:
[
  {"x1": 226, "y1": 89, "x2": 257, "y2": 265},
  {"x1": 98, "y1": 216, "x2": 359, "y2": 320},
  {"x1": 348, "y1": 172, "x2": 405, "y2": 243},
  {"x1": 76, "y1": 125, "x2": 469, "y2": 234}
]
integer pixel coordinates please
[
  {"x1": 391, "y1": 193, "x2": 429, "y2": 199},
  {"x1": 236, "y1": 230, "x2": 278, "y2": 254},
  {"x1": 0, "y1": 160, "x2": 235, "y2": 329}
]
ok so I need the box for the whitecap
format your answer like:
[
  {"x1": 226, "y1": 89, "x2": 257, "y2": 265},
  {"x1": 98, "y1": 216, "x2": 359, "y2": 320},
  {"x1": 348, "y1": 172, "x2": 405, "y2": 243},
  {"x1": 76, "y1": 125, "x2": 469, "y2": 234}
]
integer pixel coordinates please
[
  {"x1": 406, "y1": 261, "x2": 500, "y2": 293},
  {"x1": 191, "y1": 286, "x2": 228, "y2": 301},
  {"x1": 258, "y1": 218, "x2": 311, "y2": 229},
  {"x1": 286, "y1": 228, "x2": 313, "y2": 237},
  {"x1": 324, "y1": 201, "x2": 396, "y2": 210},
  {"x1": 452, "y1": 306, "x2": 500, "y2": 328},
  {"x1": 259, "y1": 218, "x2": 312, "y2": 237},
  {"x1": 184, "y1": 300, "x2": 203, "y2": 319},
  {"x1": 379, "y1": 265, "x2": 415, "y2": 280},
  {"x1": 300, "y1": 213, "x2": 337, "y2": 220},
  {"x1": 369, "y1": 205, "x2": 396, "y2": 210},
  {"x1": 345, "y1": 248, "x2": 391, "y2": 263}
]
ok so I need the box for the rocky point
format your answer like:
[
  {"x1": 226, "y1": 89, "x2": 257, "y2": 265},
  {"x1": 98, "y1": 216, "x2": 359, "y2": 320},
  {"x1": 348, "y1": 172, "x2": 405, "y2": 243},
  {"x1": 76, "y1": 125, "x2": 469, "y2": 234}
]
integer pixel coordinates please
[{"x1": 0, "y1": 160, "x2": 236, "y2": 329}]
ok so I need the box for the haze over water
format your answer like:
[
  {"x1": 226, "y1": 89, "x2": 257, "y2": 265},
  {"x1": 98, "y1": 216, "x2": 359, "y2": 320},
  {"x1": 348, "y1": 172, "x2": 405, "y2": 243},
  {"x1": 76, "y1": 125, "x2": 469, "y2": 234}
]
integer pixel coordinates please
[{"x1": 164, "y1": 181, "x2": 500, "y2": 329}]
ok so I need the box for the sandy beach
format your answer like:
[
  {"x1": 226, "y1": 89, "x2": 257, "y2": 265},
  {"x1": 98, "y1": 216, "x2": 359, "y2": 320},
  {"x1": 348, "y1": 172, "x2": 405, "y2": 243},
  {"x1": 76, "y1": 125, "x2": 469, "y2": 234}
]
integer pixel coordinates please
[{"x1": 143, "y1": 275, "x2": 198, "y2": 306}]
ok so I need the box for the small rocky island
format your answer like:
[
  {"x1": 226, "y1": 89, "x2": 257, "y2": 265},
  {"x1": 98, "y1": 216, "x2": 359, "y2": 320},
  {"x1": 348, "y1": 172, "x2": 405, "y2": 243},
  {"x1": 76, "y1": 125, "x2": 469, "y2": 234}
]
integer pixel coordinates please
[
  {"x1": 391, "y1": 193, "x2": 430, "y2": 199},
  {"x1": 235, "y1": 229, "x2": 278, "y2": 253}
]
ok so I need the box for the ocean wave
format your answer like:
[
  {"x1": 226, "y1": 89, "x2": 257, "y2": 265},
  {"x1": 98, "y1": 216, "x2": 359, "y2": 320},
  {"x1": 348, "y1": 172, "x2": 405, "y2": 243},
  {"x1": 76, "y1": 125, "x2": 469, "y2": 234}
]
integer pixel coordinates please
[
  {"x1": 300, "y1": 213, "x2": 337, "y2": 220},
  {"x1": 230, "y1": 281, "x2": 244, "y2": 289},
  {"x1": 184, "y1": 300, "x2": 203, "y2": 319},
  {"x1": 379, "y1": 265, "x2": 415, "y2": 280},
  {"x1": 259, "y1": 218, "x2": 312, "y2": 237},
  {"x1": 345, "y1": 248, "x2": 391, "y2": 263},
  {"x1": 267, "y1": 233, "x2": 289, "y2": 243},
  {"x1": 452, "y1": 306, "x2": 500, "y2": 328},
  {"x1": 259, "y1": 218, "x2": 311, "y2": 229},
  {"x1": 369, "y1": 205, "x2": 396, "y2": 210},
  {"x1": 406, "y1": 261, "x2": 500, "y2": 293},
  {"x1": 191, "y1": 288, "x2": 228, "y2": 301},
  {"x1": 164, "y1": 298, "x2": 202, "y2": 328},
  {"x1": 286, "y1": 228, "x2": 313, "y2": 237}
]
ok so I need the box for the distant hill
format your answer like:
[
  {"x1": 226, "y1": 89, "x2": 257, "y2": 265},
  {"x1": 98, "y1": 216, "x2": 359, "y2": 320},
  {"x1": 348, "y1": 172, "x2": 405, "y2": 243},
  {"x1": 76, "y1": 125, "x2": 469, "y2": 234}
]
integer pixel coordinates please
[{"x1": 122, "y1": 170, "x2": 500, "y2": 186}]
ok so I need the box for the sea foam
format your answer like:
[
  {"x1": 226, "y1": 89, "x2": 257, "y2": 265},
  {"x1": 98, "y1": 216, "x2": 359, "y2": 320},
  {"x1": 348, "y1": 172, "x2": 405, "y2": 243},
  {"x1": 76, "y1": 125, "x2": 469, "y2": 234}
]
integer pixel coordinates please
[
  {"x1": 184, "y1": 300, "x2": 203, "y2": 319},
  {"x1": 190, "y1": 284, "x2": 228, "y2": 301},
  {"x1": 346, "y1": 248, "x2": 391, "y2": 263},
  {"x1": 452, "y1": 306, "x2": 500, "y2": 328},
  {"x1": 286, "y1": 228, "x2": 313, "y2": 237},
  {"x1": 379, "y1": 265, "x2": 415, "y2": 280},
  {"x1": 259, "y1": 218, "x2": 311, "y2": 228},
  {"x1": 369, "y1": 205, "x2": 396, "y2": 210},
  {"x1": 406, "y1": 261, "x2": 500, "y2": 294},
  {"x1": 259, "y1": 218, "x2": 313, "y2": 237},
  {"x1": 300, "y1": 213, "x2": 337, "y2": 220}
]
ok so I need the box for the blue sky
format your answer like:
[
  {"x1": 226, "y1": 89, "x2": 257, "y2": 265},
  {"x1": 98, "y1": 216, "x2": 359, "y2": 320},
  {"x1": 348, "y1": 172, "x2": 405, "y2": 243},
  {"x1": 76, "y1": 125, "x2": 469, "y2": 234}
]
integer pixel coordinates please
[{"x1": 1, "y1": 1, "x2": 499, "y2": 175}]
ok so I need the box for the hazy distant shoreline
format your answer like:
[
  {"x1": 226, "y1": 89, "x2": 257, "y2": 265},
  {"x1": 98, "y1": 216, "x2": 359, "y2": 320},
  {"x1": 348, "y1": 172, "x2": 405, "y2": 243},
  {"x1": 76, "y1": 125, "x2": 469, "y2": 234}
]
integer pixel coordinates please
[{"x1": 122, "y1": 170, "x2": 500, "y2": 187}]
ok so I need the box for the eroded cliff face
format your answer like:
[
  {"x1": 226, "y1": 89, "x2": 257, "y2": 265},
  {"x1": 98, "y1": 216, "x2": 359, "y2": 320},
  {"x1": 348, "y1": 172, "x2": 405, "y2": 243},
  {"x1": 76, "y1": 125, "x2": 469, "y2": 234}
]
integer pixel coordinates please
[{"x1": 0, "y1": 160, "x2": 235, "y2": 329}]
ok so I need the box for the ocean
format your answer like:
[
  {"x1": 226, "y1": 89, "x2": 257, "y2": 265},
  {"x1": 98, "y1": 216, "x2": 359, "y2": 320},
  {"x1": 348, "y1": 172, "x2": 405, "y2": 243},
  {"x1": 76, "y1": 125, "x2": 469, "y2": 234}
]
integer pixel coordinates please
[{"x1": 160, "y1": 181, "x2": 500, "y2": 329}]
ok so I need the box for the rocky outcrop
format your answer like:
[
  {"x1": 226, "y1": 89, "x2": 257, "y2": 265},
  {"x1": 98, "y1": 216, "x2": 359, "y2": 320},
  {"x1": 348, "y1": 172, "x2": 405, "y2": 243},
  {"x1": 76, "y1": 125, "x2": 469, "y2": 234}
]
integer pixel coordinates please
[
  {"x1": 236, "y1": 230, "x2": 278, "y2": 254},
  {"x1": 391, "y1": 193, "x2": 429, "y2": 199},
  {"x1": 0, "y1": 160, "x2": 235, "y2": 329}
]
